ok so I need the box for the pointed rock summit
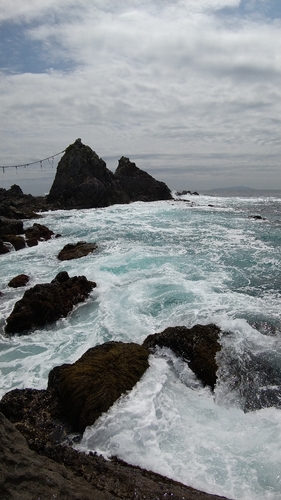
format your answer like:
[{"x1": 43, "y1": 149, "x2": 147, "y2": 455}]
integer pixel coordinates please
[
  {"x1": 47, "y1": 139, "x2": 129, "y2": 208},
  {"x1": 47, "y1": 139, "x2": 171, "y2": 209}
]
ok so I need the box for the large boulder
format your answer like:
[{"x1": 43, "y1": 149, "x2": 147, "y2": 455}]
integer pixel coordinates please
[
  {"x1": 8, "y1": 274, "x2": 29, "y2": 288},
  {"x1": 47, "y1": 139, "x2": 130, "y2": 209},
  {"x1": 48, "y1": 341, "x2": 150, "y2": 432},
  {"x1": 5, "y1": 271, "x2": 96, "y2": 335},
  {"x1": 143, "y1": 324, "x2": 221, "y2": 389},
  {"x1": 58, "y1": 241, "x2": 98, "y2": 260},
  {"x1": 114, "y1": 156, "x2": 172, "y2": 202}
]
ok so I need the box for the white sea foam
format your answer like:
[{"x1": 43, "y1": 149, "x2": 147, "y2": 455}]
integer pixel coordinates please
[{"x1": 0, "y1": 196, "x2": 281, "y2": 499}]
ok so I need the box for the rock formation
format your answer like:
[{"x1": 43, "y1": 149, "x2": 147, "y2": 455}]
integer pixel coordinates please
[
  {"x1": 115, "y1": 156, "x2": 172, "y2": 202},
  {"x1": 0, "y1": 336, "x2": 230, "y2": 500},
  {"x1": 0, "y1": 411, "x2": 228, "y2": 500},
  {"x1": 47, "y1": 139, "x2": 172, "y2": 208},
  {"x1": 58, "y1": 241, "x2": 98, "y2": 260},
  {"x1": 48, "y1": 341, "x2": 150, "y2": 432},
  {"x1": 5, "y1": 271, "x2": 96, "y2": 335},
  {"x1": 47, "y1": 139, "x2": 130, "y2": 208},
  {"x1": 143, "y1": 324, "x2": 221, "y2": 389}
]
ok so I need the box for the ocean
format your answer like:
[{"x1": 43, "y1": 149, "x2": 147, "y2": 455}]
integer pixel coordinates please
[{"x1": 0, "y1": 192, "x2": 281, "y2": 500}]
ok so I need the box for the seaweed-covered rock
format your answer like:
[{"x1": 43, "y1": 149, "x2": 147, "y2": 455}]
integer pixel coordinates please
[
  {"x1": 48, "y1": 341, "x2": 150, "y2": 432},
  {"x1": 5, "y1": 272, "x2": 96, "y2": 335},
  {"x1": 8, "y1": 274, "x2": 29, "y2": 288},
  {"x1": 114, "y1": 156, "x2": 172, "y2": 202},
  {"x1": 143, "y1": 324, "x2": 221, "y2": 389},
  {"x1": 58, "y1": 241, "x2": 98, "y2": 260},
  {"x1": 47, "y1": 139, "x2": 130, "y2": 209}
]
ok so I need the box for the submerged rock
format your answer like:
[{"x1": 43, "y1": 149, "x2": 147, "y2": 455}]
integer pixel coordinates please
[
  {"x1": 114, "y1": 156, "x2": 172, "y2": 202},
  {"x1": 58, "y1": 241, "x2": 98, "y2": 260},
  {"x1": 143, "y1": 324, "x2": 221, "y2": 389},
  {"x1": 48, "y1": 341, "x2": 150, "y2": 432},
  {"x1": 4, "y1": 271, "x2": 96, "y2": 335}
]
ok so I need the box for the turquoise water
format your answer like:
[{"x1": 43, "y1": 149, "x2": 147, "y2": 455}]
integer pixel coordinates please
[{"x1": 0, "y1": 194, "x2": 281, "y2": 499}]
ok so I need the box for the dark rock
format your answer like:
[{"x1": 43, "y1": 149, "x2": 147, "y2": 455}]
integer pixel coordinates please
[
  {"x1": 0, "y1": 410, "x2": 229, "y2": 500},
  {"x1": 25, "y1": 222, "x2": 54, "y2": 243},
  {"x1": 175, "y1": 190, "x2": 199, "y2": 196},
  {"x1": 114, "y1": 156, "x2": 172, "y2": 202},
  {"x1": 0, "y1": 216, "x2": 24, "y2": 237},
  {"x1": 26, "y1": 237, "x2": 38, "y2": 247},
  {"x1": 4, "y1": 234, "x2": 26, "y2": 250},
  {"x1": 48, "y1": 341, "x2": 150, "y2": 432},
  {"x1": 5, "y1": 272, "x2": 96, "y2": 335},
  {"x1": 8, "y1": 274, "x2": 29, "y2": 288},
  {"x1": 47, "y1": 139, "x2": 130, "y2": 209},
  {"x1": 0, "y1": 184, "x2": 47, "y2": 219},
  {"x1": 143, "y1": 324, "x2": 221, "y2": 389},
  {"x1": 58, "y1": 241, "x2": 98, "y2": 260},
  {"x1": 0, "y1": 240, "x2": 10, "y2": 255},
  {"x1": 0, "y1": 411, "x2": 112, "y2": 500},
  {"x1": 248, "y1": 215, "x2": 265, "y2": 220}
]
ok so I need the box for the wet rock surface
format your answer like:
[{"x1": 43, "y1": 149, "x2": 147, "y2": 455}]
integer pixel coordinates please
[
  {"x1": 8, "y1": 274, "x2": 29, "y2": 288},
  {"x1": 58, "y1": 240, "x2": 98, "y2": 260},
  {"x1": 48, "y1": 341, "x2": 150, "y2": 432},
  {"x1": 4, "y1": 271, "x2": 96, "y2": 335},
  {"x1": 0, "y1": 382, "x2": 229, "y2": 500},
  {"x1": 143, "y1": 324, "x2": 221, "y2": 389}
]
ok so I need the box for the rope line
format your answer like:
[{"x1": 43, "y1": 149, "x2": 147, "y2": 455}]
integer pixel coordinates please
[{"x1": 1, "y1": 150, "x2": 65, "y2": 172}]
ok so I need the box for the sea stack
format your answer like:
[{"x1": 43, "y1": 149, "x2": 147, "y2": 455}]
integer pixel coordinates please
[
  {"x1": 47, "y1": 139, "x2": 172, "y2": 209},
  {"x1": 47, "y1": 139, "x2": 129, "y2": 209},
  {"x1": 114, "y1": 156, "x2": 172, "y2": 202}
]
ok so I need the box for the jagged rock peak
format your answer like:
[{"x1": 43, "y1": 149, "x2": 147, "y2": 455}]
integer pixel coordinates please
[
  {"x1": 115, "y1": 156, "x2": 152, "y2": 179},
  {"x1": 47, "y1": 139, "x2": 129, "y2": 209}
]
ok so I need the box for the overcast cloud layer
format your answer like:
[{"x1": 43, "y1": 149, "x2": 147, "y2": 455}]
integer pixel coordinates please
[{"x1": 0, "y1": 0, "x2": 280, "y2": 194}]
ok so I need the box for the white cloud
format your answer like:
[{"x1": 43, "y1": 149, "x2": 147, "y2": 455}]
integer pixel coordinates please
[{"x1": 0, "y1": 0, "x2": 280, "y2": 192}]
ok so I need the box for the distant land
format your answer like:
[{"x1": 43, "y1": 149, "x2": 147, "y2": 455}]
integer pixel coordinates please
[{"x1": 203, "y1": 186, "x2": 281, "y2": 197}]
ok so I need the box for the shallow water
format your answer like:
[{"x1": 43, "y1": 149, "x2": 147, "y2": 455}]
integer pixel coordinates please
[{"x1": 1, "y1": 194, "x2": 281, "y2": 499}]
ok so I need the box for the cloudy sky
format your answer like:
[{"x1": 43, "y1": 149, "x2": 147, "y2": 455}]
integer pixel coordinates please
[{"x1": 0, "y1": 0, "x2": 280, "y2": 195}]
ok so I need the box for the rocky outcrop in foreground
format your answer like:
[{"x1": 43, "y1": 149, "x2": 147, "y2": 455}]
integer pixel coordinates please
[
  {"x1": 5, "y1": 271, "x2": 96, "y2": 335},
  {"x1": 143, "y1": 324, "x2": 221, "y2": 389},
  {"x1": 48, "y1": 341, "x2": 150, "y2": 432},
  {"x1": 0, "y1": 330, "x2": 229, "y2": 500},
  {"x1": 0, "y1": 411, "x2": 228, "y2": 500}
]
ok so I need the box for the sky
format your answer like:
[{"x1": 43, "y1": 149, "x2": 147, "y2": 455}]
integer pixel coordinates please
[{"x1": 0, "y1": 0, "x2": 280, "y2": 195}]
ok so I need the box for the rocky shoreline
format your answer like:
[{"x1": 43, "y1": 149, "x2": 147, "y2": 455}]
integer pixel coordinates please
[
  {"x1": 0, "y1": 329, "x2": 229, "y2": 500},
  {"x1": 0, "y1": 141, "x2": 231, "y2": 499}
]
